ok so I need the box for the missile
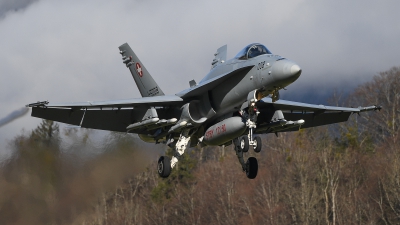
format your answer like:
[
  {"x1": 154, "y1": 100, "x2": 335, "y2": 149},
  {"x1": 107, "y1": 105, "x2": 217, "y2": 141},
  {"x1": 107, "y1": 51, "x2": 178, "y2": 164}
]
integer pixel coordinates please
[
  {"x1": 147, "y1": 118, "x2": 178, "y2": 130},
  {"x1": 256, "y1": 119, "x2": 305, "y2": 132},
  {"x1": 272, "y1": 119, "x2": 305, "y2": 132},
  {"x1": 168, "y1": 120, "x2": 189, "y2": 133},
  {"x1": 126, "y1": 118, "x2": 159, "y2": 131}
]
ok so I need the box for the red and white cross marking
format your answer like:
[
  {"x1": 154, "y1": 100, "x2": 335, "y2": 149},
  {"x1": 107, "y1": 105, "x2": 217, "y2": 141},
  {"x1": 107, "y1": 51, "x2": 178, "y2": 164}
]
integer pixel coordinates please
[{"x1": 135, "y1": 62, "x2": 143, "y2": 77}]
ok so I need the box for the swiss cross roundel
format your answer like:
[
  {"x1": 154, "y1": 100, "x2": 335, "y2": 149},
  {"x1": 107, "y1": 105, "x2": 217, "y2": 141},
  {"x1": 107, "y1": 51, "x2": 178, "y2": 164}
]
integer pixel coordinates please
[{"x1": 135, "y1": 63, "x2": 143, "y2": 77}]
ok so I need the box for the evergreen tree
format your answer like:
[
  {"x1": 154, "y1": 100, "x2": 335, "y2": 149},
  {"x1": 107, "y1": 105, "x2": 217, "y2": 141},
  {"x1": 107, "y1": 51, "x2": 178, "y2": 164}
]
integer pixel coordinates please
[{"x1": 30, "y1": 119, "x2": 60, "y2": 147}]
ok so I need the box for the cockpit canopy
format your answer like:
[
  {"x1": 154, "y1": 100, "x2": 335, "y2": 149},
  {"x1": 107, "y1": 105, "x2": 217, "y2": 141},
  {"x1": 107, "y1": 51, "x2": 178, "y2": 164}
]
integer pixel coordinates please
[{"x1": 235, "y1": 43, "x2": 272, "y2": 60}]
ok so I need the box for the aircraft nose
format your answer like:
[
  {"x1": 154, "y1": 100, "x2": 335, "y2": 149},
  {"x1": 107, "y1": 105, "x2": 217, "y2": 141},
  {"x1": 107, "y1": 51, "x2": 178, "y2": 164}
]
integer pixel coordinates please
[
  {"x1": 283, "y1": 63, "x2": 301, "y2": 80},
  {"x1": 290, "y1": 64, "x2": 301, "y2": 77},
  {"x1": 272, "y1": 60, "x2": 302, "y2": 85}
]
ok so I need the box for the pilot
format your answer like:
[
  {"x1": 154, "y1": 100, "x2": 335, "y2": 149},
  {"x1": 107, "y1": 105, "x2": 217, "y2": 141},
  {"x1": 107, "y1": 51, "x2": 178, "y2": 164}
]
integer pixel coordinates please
[{"x1": 248, "y1": 45, "x2": 261, "y2": 59}]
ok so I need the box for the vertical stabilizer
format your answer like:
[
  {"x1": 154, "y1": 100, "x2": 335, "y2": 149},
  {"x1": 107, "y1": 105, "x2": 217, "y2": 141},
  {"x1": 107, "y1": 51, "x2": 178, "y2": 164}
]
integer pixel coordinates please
[
  {"x1": 211, "y1": 45, "x2": 227, "y2": 70},
  {"x1": 119, "y1": 43, "x2": 165, "y2": 97}
]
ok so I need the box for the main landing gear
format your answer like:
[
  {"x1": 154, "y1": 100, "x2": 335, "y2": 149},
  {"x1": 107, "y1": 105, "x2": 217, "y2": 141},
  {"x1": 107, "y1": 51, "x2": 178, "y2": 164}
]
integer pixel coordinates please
[
  {"x1": 157, "y1": 156, "x2": 171, "y2": 178},
  {"x1": 235, "y1": 96, "x2": 263, "y2": 179},
  {"x1": 157, "y1": 129, "x2": 193, "y2": 178},
  {"x1": 234, "y1": 135, "x2": 261, "y2": 179}
]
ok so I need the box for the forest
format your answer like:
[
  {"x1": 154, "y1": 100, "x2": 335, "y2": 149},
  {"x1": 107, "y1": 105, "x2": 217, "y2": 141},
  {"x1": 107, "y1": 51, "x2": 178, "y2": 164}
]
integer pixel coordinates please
[{"x1": 0, "y1": 67, "x2": 399, "y2": 225}]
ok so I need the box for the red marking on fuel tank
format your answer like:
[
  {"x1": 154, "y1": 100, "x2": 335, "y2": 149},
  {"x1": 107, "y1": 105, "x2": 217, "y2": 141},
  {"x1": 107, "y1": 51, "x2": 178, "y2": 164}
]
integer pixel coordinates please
[
  {"x1": 215, "y1": 124, "x2": 226, "y2": 135},
  {"x1": 205, "y1": 130, "x2": 213, "y2": 140}
]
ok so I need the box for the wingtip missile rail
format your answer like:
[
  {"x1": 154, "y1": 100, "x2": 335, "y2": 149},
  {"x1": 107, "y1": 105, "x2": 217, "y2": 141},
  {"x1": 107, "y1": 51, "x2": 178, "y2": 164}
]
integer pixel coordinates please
[
  {"x1": 26, "y1": 101, "x2": 49, "y2": 108},
  {"x1": 358, "y1": 105, "x2": 382, "y2": 112}
]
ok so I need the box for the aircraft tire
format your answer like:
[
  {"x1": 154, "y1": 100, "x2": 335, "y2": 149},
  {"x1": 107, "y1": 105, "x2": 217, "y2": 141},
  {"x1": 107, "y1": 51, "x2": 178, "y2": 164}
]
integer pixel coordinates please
[
  {"x1": 245, "y1": 157, "x2": 258, "y2": 179},
  {"x1": 157, "y1": 156, "x2": 171, "y2": 178},
  {"x1": 239, "y1": 136, "x2": 249, "y2": 152},
  {"x1": 253, "y1": 136, "x2": 262, "y2": 153}
]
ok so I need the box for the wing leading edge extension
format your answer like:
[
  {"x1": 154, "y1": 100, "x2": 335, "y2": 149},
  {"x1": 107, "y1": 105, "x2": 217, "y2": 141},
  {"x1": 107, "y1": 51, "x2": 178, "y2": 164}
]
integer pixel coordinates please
[
  {"x1": 255, "y1": 97, "x2": 381, "y2": 133},
  {"x1": 176, "y1": 65, "x2": 254, "y2": 98}
]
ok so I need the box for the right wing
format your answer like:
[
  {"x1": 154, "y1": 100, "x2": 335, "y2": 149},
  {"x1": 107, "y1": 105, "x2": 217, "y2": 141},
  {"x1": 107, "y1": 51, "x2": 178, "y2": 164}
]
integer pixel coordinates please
[
  {"x1": 255, "y1": 97, "x2": 381, "y2": 133},
  {"x1": 27, "y1": 95, "x2": 184, "y2": 133}
]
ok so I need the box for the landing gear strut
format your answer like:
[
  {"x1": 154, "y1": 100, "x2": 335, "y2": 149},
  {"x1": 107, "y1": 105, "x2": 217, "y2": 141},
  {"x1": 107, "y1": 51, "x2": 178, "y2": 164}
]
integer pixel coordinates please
[
  {"x1": 240, "y1": 98, "x2": 263, "y2": 153},
  {"x1": 236, "y1": 94, "x2": 263, "y2": 179},
  {"x1": 157, "y1": 129, "x2": 193, "y2": 178}
]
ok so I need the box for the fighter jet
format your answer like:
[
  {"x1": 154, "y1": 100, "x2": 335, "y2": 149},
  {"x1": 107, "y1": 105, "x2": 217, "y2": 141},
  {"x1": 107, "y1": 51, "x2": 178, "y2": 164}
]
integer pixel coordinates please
[{"x1": 27, "y1": 43, "x2": 381, "y2": 179}]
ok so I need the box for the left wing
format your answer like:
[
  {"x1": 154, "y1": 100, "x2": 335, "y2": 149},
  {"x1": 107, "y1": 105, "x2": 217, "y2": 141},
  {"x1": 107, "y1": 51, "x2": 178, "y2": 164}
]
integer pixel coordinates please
[
  {"x1": 255, "y1": 97, "x2": 381, "y2": 133},
  {"x1": 27, "y1": 95, "x2": 184, "y2": 133}
]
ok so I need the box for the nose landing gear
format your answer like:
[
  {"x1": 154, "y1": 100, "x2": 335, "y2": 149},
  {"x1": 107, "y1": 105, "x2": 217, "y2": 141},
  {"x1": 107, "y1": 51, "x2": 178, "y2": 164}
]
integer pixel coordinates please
[{"x1": 236, "y1": 94, "x2": 263, "y2": 179}]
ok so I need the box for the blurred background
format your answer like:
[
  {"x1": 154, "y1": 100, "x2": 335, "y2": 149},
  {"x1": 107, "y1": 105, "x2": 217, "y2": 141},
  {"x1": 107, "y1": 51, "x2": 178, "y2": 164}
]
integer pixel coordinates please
[{"x1": 0, "y1": 0, "x2": 399, "y2": 224}]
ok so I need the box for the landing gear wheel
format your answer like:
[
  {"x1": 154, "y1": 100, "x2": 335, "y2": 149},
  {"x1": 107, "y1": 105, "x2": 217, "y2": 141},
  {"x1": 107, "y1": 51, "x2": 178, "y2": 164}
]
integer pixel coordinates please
[
  {"x1": 245, "y1": 157, "x2": 258, "y2": 179},
  {"x1": 253, "y1": 136, "x2": 262, "y2": 153},
  {"x1": 157, "y1": 156, "x2": 171, "y2": 178},
  {"x1": 239, "y1": 136, "x2": 249, "y2": 152}
]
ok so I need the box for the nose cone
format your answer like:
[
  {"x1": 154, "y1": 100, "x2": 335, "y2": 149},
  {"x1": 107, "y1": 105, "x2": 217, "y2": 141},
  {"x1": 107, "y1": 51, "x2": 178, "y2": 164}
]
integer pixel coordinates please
[
  {"x1": 283, "y1": 62, "x2": 301, "y2": 82},
  {"x1": 290, "y1": 64, "x2": 301, "y2": 77},
  {"x1": 272, "y1": 60, "x2": 302, "y2": 85}
]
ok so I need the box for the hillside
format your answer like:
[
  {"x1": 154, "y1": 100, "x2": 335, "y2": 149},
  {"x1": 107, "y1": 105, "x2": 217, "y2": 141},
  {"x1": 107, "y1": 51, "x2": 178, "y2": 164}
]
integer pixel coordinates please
[{"x1": 1, "y1": 67, "x2": 399, "y2": 225}]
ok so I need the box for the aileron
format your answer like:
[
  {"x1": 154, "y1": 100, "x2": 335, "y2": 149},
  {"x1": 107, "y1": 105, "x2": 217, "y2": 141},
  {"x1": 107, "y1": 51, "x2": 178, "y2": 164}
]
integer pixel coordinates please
[{"x1": 31, "y1": 107, "x2": 84, "y2": 126}]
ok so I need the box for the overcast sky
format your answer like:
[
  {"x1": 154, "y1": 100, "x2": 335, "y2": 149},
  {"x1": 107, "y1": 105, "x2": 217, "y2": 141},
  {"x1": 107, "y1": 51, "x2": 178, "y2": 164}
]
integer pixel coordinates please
[{"x1": 0, "y1": 0, "x2": 399, "y2": 153}]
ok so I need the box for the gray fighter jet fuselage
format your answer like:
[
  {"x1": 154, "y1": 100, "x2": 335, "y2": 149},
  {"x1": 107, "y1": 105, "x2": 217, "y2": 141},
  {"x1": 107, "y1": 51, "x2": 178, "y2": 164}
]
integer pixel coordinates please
[
  {"x1": 177, "y1": 44, "x2": 301, "y2": 122},
  {"x1": 27, "y1": 42, "x2": 380, "y2": 179}
]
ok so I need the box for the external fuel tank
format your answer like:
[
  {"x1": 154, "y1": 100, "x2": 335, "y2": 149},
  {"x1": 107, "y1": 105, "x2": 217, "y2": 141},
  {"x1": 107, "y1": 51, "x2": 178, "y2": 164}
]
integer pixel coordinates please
[{"x1": 203, "y1": 117, "x2": 246, "y2": 146}]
